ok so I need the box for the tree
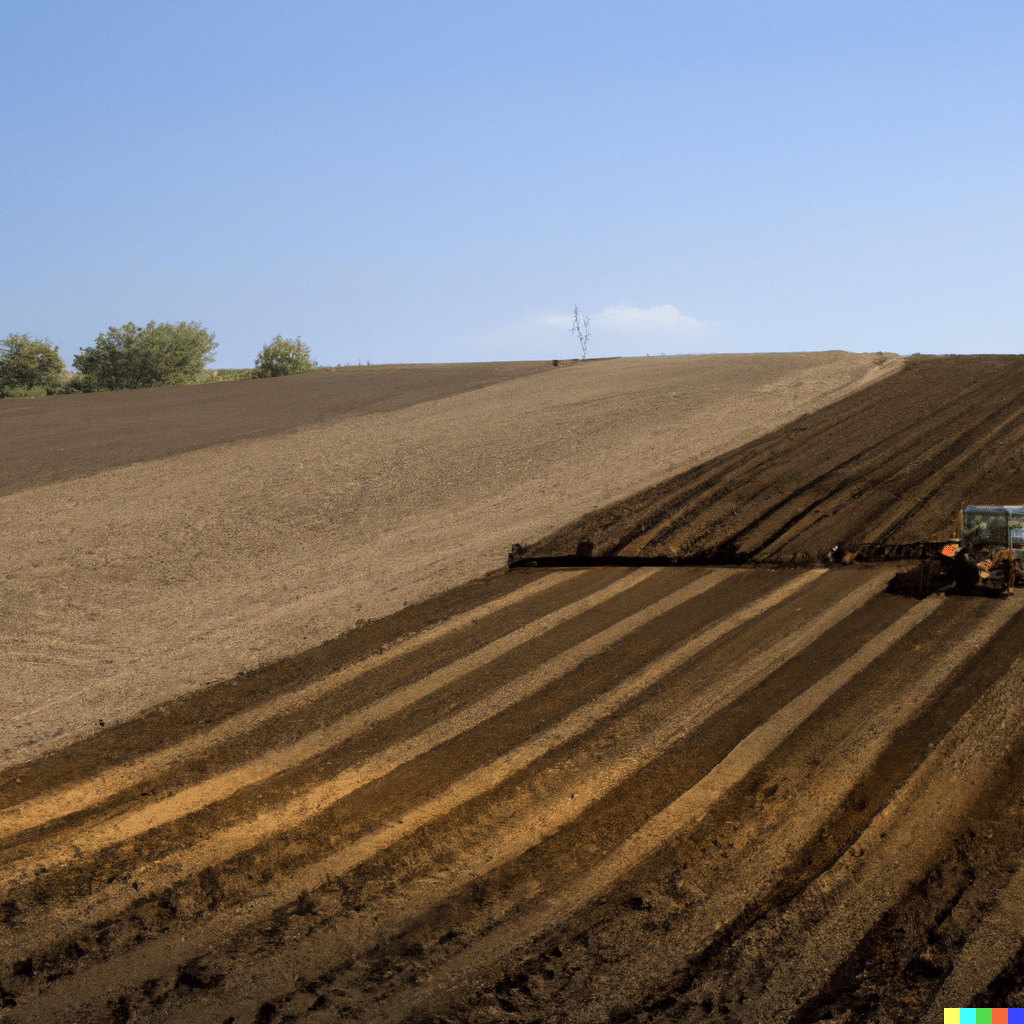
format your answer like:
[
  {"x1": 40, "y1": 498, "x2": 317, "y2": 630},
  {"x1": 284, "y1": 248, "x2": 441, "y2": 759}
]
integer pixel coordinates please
[
  {"x1": 254, "y1": 335, "x2": 317, "y2": 377},
  {"x1": 73, "y1": 321, "x2": 217, "y2": 391},
  {"x1": 0, "y1": 334, "x2": 67, "y2": 398}
]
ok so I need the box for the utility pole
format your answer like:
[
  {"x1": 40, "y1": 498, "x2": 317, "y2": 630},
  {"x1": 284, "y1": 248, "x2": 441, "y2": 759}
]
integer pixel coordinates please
[{"x1": 570, "y1": 305, "x2": 590, "y2": 359}]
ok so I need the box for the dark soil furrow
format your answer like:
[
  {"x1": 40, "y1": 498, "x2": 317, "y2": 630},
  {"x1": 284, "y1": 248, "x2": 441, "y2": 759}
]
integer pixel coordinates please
[
  {"x1": 519, "y1": 355, "x2": 1024, "y2": 566},
  {"x1": 0, "y1": 570, "x2": 690, "y2": 909},
  {"x1": 0, "y1": 569, "x2": 831, "y2": 1019},
  {"x1": 659, "y1": 382, "x2": 986, "y2": 559},
  {"x1": 738, "y1": 400, "x2": 995, "y2": 558},
  {"x1": 0, "y1": 568, "x2": 648, "y2": 860},
  {"x1": 416, "y1": 593, "x2": 1020, "y2": 1024},
  {"x1": 89, "y1": 572, "x2": 876, "y2": 1023},
  {"x1": 0, "y1": 568, "x2": 588, "y2": 814},
  {"x1": 1, "y1": 569, "x2": 752, "y2": 1002},
  {"x1": 5, "y1": 563, "x2": 1022, "y2": 1023},
  {"x1": 861, "y1": 407, "x2": 1024, "y2": 547}
]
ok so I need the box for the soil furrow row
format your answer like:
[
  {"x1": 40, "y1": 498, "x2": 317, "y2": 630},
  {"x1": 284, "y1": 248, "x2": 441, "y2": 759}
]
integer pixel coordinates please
[
  {"x1": 0, "y1": 570, "x2": 713, "y2": 944},
  {"x1": 858, "y1": 399, "x2": 1024, "y2": 545},
  {"x1": 418, "y1": 585, "x2": 1020, "y2": 1023},
  {"x1": 0, "y1": 569, "x2": 662, "y2": 880},
  {"x1": 650, "y1": 389, "x2": 992, "y2": 560},
  {"x1": 0, "y1": 570, "x2": 583, "y2": 839},
  {"x1": 675, "y1": 395, "x2": 983, "y2": 558},
  {"x1": 0, "y1": 569, "x2": 826, "y2": 1019},
  {"x1": 0, "y1": 569, "x2": 739, "y2": 994},
  {"x1": 666, "y1": 592, "x2": 1024, "y2": 1023},
  {"x1": 139, "y1": 572, "x2": 884, "y2": 1023},
  {"x1": 928, "y1": 864, "x2": 1024, "y2": 1013},
  {"x1": 345, "y1": 588, "x2": 951, "y2": 1023},
  {"x1": 759, "y1": 389, "x2": 1022, "y2": 555},
  {"x1": 752, "y1": 652, "x2": 1024, "y2": 1022}
]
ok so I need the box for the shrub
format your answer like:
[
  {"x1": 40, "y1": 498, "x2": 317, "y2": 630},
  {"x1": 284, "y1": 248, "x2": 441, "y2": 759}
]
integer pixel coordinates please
[
  {"x1": 4, "y1": 384, "x2": 49, "y2": 399},
  {"x1": 0, "y1": 334, "x2": 67, "y2": 398},
  {"x1": 60, "y1": 372, "x2": 90, "y2": 395},
  {"x1": 197, "y1": 368, "x2": 256, "y2": 383},
  {"x1": 73, "y1": 321, "x2": 217, "y2": 391},
  {"x1": 254, "y1": 335, "x2": 317, "y2": 377}
]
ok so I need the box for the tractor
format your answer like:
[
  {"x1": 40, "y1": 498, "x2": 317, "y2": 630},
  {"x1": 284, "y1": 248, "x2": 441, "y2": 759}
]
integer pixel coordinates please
[{"x1": 945, "y1": 505, "x2": 1024, "y2": 596}]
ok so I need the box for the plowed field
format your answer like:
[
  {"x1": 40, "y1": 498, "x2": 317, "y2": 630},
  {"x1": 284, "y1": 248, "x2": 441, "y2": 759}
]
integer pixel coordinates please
[
  {"x1": 515, "y1": 354, "x2": 1024, "y2": 566},
  {"x1": 5, "y1": 354, "x2": 1024, "y2": 1022},
  {"x1": 1, "y1": 352, "x2": 893, "y2": 769},
  {"x1": 3, "y1": 563, "x2": 1024, "y2": 1022}
]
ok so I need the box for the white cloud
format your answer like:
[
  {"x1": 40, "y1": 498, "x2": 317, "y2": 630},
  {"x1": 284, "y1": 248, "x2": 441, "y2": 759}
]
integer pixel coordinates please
[
  {"x1": 541, "y1": 313, "x2": 574, "y2": 329},
  {"x1": 481, "y1": 303, "x2": 713, "y2": 360},
  {"x1": 596, "y1": 304, "x2": 705, "y2": 330}
]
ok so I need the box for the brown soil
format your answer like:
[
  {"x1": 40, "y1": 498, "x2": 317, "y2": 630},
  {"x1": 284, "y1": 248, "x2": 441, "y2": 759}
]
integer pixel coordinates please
[
  {"x1": 0, "y1": 362, "x2": 561, "y2": 498},
  {"x1": 515, "y1": 354, "x2": 1024, "y2": 567},
  {"x1": 1, "y1": 351, "x2": 891, "y2": 769},
  {"x1": 13, "y1": 351, "x2": 1024, "y2": 1022}
]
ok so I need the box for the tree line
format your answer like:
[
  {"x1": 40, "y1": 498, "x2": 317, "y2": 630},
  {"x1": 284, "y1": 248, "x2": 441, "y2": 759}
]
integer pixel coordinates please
[{"x1": 0, "y1": 323, "x2": 317, "y2": 399}]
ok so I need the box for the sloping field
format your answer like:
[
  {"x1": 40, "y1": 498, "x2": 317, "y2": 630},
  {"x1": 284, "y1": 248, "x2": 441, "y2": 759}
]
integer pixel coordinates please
[
  {"x1": 1, "y1": 352, "x2": 893, "y2": 768},
  {"x1": 2, "y1": 562, "x2": 1024, "y2": 1022},
  {"x1": 0, "y1": 361, "x2": 561, "y2": 499},
  {"x1": 515, "y1": 355, "x2": 1024, "y2": 566},
  {"x1": 11, "y1": 351, "x2": 1024, "y2": 1021}
]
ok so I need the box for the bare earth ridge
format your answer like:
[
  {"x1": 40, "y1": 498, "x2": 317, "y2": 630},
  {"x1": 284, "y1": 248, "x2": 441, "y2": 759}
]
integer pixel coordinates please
[{"x1": 0, "y1": 352, "x2": 894, "y2": 767}]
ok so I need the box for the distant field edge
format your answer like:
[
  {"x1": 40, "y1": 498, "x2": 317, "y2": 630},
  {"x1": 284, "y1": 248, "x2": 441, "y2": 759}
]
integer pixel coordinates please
[{"x1": 0, "y1": 359, "x2": 562, "y2": 498}]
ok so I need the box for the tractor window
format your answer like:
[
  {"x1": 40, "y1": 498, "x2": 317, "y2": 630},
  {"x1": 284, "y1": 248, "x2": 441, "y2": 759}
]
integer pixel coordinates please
[
  {"x1": 964, "y1": 514, "x2": 992, "y2": 539},
  {"x1": 962, "y1": 511, "x2": 1010, "y2": 550}
]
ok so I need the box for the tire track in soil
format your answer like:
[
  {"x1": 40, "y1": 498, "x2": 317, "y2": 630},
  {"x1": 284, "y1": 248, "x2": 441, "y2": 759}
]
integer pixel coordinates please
[
  {"x1": 1, "y1": 567, "x2": 832, "y2": 1022},
  {"x1": 0, "y1": 567, "x2": 665, "y2": 879},
  {"x1": 409, "y1": 591, "x2": 1024, "y2": 1024},
  {"x1": 0, "y1": 569, "x2": 584, "y2": 842}
]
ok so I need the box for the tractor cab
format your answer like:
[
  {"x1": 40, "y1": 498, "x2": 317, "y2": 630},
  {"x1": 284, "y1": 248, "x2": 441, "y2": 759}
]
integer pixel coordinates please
[{"x1": 952, "y1": 505, "x2": 1024, "y2": 594}]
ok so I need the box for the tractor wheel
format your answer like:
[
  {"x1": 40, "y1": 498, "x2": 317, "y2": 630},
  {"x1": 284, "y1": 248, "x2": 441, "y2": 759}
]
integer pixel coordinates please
[{"x1": 953, "y1": 556, "x2": 979, "y2": 595}]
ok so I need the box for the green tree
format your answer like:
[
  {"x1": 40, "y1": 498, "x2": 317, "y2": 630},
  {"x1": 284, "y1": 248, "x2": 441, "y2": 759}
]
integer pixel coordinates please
[
  {"x1": 254, "y1": 335, "x2": 317, "y2": 377},
  {"x1": 0, "y1": 334, "x2": 67, "y2": 398},
  {"x1": 73, "y1": 321, "x2": 217, "y2": 391}
]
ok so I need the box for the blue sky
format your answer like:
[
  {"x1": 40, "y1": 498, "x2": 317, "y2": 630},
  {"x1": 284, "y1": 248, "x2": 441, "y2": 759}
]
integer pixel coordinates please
[{"x1": 4, "y1": 1, "x2": 1021, "y2": 368}]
